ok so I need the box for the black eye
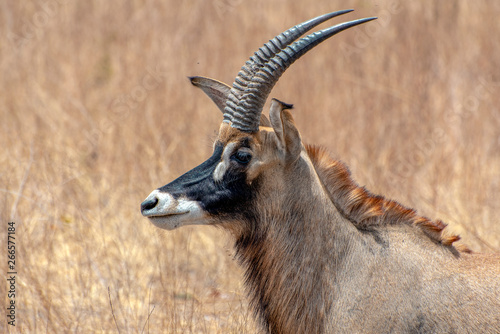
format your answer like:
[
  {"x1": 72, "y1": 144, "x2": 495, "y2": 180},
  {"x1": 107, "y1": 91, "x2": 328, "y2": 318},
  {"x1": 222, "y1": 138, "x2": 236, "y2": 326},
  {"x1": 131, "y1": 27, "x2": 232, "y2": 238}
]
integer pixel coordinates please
[{"x1": 232, "y1": 150, "x2": 252, "y2": 164}]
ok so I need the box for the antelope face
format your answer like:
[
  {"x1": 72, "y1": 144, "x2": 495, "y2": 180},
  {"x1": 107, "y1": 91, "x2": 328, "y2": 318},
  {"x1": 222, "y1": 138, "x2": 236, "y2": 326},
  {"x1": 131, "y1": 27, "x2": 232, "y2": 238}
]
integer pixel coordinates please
[
  {"x1": 140, "y1": 126, "x2": 259, "y2": 230},
  {"x1": 140, "y1": 10, "x2": 375, "y2": 230},
  {"x1": 141, "y1": 100, "x2": 298, "y2": 230}
]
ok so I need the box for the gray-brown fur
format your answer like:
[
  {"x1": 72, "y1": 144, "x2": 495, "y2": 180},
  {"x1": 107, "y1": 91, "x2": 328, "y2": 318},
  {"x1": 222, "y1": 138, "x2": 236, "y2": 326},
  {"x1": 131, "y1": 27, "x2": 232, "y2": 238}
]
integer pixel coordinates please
[
  {"x1": 141, "y1": 11, "x2": 500, "y2": 334},
  {"x1": 232, "y1": 137, "x2": 500, "y2": 333}
]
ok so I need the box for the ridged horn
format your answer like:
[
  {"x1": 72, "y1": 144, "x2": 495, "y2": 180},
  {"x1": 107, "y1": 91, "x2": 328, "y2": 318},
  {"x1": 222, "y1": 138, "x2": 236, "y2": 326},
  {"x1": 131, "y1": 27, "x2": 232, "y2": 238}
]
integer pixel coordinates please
[
  {"x1": 223, "y1": 10, "x2": 355, "y2": 126},
  {"x1": 225, "y1": 12, "x2": 377, "y2": 133}
]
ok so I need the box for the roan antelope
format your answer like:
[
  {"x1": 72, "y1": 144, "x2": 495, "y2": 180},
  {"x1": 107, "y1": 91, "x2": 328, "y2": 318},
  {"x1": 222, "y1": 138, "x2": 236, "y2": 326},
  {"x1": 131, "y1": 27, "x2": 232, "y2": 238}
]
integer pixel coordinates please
[{"x1": 141, "y1": 10, "x2": 500, "y2": 334}]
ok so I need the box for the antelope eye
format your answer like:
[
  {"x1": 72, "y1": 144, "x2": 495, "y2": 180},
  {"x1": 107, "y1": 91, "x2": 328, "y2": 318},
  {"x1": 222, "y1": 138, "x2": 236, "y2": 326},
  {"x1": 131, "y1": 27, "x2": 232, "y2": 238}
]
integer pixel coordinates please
[{"x1": 232, "y1": 150, "x2": 252, "y2": 164}]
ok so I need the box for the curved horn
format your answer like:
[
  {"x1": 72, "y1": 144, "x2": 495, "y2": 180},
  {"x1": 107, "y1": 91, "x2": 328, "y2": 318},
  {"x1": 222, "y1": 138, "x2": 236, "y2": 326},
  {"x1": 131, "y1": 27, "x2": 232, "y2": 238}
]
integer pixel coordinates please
[
  {"x1": 227, "y1": 14, "x2": 377, "y2": 133},
  {"x1": 223, "y1": 9, "x2": 355, "y2": 126}
]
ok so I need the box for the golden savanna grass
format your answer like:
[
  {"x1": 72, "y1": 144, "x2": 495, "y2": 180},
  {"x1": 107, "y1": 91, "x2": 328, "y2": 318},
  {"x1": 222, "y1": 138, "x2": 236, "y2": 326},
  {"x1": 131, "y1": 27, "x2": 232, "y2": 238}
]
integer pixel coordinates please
[{"x1": 1, "y1": 1, "x2": 499, "y2": 332}]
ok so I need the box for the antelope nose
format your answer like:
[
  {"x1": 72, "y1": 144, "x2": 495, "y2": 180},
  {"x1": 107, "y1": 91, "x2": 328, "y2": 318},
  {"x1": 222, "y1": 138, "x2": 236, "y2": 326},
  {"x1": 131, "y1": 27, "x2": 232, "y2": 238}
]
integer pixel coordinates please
[{"x1": 141, "y1": 196, "x2": 159, "y2": 215}]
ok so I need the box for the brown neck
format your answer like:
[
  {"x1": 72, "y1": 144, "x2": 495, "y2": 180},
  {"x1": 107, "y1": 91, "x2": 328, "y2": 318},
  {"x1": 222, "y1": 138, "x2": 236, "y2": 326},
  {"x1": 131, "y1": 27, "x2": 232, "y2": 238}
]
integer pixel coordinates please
[
  {"x1": 225, "y1": 146, "x2": 469, "y2": 333},
  {"x1": 232, "y1": 167, "x2": 362, "y2": 334}
]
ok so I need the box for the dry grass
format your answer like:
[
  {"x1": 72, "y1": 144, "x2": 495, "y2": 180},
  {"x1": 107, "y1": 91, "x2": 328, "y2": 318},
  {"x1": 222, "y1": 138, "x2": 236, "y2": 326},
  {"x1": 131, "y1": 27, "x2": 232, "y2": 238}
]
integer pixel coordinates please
[{"x1": 1, "y1": 0, "x2": 499, "y2": 332}]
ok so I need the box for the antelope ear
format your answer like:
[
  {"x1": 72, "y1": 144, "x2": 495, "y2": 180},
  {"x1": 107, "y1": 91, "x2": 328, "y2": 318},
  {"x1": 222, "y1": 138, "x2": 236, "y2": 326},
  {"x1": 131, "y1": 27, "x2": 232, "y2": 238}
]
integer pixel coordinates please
[
  {"x1": 191, "y1": 76, "x2": 271, "y2": 128},
  {"x1": 269, "y1": 98, "x2": 302, "y2": 158},
  {"x1": 189, "y1": 76, "x2": 231, "y2": 113}
]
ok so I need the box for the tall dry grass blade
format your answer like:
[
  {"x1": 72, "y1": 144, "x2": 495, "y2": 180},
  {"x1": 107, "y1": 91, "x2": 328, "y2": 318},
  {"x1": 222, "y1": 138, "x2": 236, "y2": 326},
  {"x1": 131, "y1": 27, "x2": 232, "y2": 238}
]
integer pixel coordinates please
[{"x1": 108, "y1": 287, "x2": 121, "y2": 334}]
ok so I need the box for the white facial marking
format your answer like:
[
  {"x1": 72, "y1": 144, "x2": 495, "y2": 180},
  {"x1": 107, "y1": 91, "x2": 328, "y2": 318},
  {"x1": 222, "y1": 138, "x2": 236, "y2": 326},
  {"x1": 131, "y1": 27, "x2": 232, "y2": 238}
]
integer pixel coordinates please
[
  {"x1": 141, "y1": 189, "x2": 207, "y2": 230},
  {"x1": 213, "y1": 161, "x2": 228, "y2": 182},
  {"x1": 213, "y1": 142, "x2": 238, "y2": 182},
  {"x1": 142, "y1": 189, "x2": 178, "y2": 217}
]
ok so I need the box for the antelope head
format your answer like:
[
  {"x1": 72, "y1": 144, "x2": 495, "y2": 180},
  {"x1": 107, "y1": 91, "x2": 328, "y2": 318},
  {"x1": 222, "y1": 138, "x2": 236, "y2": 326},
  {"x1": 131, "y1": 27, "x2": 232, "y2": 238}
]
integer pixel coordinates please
[{"x1": 141, "y1": 10, "x2": 376, "y2": 234}]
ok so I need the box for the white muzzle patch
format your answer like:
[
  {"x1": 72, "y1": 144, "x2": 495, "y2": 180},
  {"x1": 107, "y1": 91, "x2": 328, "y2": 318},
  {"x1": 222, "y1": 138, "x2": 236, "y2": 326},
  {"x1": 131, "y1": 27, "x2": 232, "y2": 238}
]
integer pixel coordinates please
[{"x1": 141, "y1": 189, "x2": 206, "y2": 230}]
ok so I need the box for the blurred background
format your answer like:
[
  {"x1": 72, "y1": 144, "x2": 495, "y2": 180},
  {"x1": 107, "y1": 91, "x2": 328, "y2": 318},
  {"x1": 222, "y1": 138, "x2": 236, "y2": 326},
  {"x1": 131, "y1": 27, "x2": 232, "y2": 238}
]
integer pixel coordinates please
[{"x1": 1, "y1": 0, "x2": 499, "y2": 332}]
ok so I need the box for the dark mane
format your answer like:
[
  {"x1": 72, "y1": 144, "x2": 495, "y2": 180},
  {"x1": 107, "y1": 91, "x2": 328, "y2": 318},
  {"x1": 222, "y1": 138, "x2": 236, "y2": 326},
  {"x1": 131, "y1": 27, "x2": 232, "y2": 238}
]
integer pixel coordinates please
[{"x1": 305, "y1": 144, "x2": 470, "y2": 253}]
